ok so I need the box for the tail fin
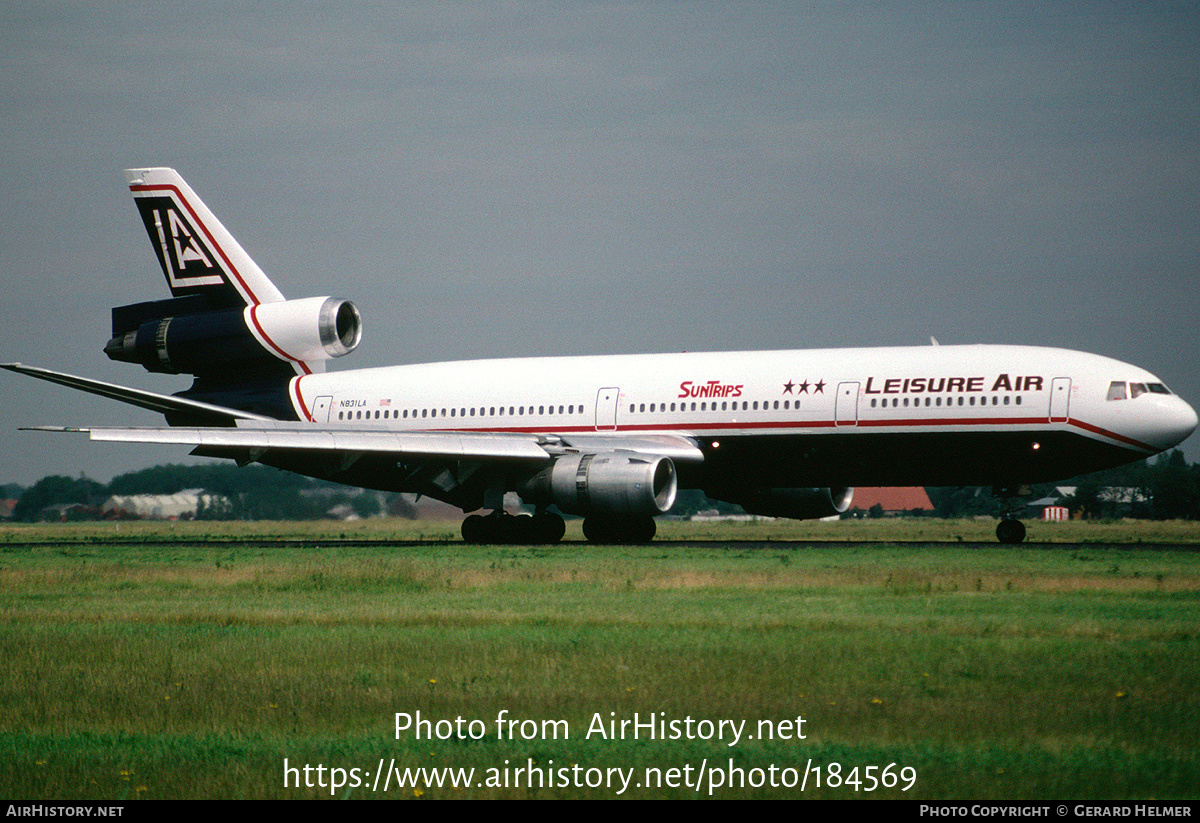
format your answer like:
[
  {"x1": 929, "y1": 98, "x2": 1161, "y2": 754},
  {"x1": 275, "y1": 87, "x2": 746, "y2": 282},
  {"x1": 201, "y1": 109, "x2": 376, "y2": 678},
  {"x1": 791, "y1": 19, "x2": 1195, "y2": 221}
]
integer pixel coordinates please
[{"x1": 124, "y1": 168, "x2": 285, "y2": 307}]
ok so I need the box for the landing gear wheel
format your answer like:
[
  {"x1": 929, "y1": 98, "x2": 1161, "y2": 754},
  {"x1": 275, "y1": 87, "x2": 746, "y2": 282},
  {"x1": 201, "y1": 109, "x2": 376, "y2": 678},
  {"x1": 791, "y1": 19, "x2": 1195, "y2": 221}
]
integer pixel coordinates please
[
  {"x1": 532, "y1": 512, "x2": 566, "y2": 544},
  {"x1": 462, "y1": 511, "x2": 566, "y2": 545},
  {"x1": 582, "y1": 516, "x2": 656, "y2": 544},
  {"x1": 461, "y1": 514, "x2": 486, "y2": 544},
  {"x1": 996, "y1": 519, "x2": 1026, "y2": 544}
]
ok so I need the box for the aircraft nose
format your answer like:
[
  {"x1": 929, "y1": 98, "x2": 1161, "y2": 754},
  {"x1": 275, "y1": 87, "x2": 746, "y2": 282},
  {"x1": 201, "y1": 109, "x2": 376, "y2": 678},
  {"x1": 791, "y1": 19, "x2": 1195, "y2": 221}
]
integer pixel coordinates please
[{"x1": 1161, "y1": 396, "x2": 1199, "y2": 450}]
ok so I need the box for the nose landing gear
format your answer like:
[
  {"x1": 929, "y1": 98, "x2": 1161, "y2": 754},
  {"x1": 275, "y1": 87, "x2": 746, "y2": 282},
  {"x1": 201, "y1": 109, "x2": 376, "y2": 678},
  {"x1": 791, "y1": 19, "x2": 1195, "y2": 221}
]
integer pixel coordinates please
[
  {"x1": 996, "y1": 518, "x2": 1026, "y2": 544},
  {"x1": 993, "y1": 485, "x2": 1030, "y2": 544}
]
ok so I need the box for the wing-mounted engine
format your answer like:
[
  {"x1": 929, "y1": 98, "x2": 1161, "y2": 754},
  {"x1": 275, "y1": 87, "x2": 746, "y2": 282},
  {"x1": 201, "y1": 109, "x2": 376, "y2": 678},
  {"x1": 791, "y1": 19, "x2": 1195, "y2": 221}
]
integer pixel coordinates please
[
  {"x1": 722, "y1": 486, "x2": 854, "y2": 520},
  {"x1": 105, "y1": 295, "x2": 361, "y2": 377},
  {"x1": 520, "y1": 452, "x2": 679, "y2": 517}
]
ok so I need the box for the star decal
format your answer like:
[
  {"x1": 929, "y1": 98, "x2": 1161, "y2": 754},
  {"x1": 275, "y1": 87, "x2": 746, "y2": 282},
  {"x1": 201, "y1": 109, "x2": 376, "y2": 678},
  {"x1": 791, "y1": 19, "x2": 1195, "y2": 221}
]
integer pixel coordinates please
[
  {"x1": 174, "y1": 226, "x2": 197, "y2": 255},
  {"x1": 814, "y1": 380, "x2": 826, "y2": 394},
  {"x1": 783, "y1": 381, "x2": 794, "y2": 394},
  {"x1": 797, "y1": 380, "x2": 810, "y2": 394}
]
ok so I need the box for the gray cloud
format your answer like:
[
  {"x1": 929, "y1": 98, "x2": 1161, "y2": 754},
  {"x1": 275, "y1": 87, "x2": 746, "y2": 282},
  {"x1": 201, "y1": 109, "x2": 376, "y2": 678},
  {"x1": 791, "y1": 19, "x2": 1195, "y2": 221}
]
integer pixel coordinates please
[{"x1": 2, "y1": 1, "x2": 1196, "y2": 485}]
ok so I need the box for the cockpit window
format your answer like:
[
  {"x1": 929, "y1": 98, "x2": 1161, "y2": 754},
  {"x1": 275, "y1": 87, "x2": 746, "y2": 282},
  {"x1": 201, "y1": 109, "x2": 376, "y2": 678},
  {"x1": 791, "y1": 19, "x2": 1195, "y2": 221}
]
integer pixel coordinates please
[{"x1": 1109, "y1": 381, "x2": 1171, "y2": 400}]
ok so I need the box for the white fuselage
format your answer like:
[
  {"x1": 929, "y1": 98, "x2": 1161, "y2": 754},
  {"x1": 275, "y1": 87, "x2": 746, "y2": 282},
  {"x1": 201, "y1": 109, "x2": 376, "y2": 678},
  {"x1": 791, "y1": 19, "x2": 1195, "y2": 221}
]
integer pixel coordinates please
[{"x1": 286, "y1": 344, "x2": 1197, "y2": 489}]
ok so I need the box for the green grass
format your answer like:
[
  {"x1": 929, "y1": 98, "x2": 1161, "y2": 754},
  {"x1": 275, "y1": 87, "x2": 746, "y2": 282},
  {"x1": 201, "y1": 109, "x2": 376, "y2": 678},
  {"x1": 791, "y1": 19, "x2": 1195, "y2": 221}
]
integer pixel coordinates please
[
  {"x1": 0, "y1": 520, "x2": 1197, "y2": 798},
  {"x1": 4, "y1": 514, "x2": 1199, "y2": 544}
]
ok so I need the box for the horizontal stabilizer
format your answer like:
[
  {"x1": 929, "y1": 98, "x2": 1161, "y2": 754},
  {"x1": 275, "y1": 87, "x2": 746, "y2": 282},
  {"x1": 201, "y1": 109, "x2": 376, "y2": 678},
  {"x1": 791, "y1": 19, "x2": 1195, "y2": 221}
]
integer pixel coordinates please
[{"x1": 0, "y1": 363, "x2": 271, "y2": 425}]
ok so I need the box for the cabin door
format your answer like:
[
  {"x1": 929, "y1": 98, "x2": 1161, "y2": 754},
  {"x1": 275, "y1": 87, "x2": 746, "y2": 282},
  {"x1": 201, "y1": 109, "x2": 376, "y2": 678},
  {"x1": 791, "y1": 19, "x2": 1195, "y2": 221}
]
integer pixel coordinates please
[
  {"x1": 311, "y1": 395, "x2": 333, "y2": 423},
  {"x1": 1049, "y1": 378, "x2": 1071, "y2": 422},
  {"x1": 835, "y1": 382, "x2": 860, "y2": 427},
  {"x1": 595, "y1": 387, "x2": 620, "y2": 431}
]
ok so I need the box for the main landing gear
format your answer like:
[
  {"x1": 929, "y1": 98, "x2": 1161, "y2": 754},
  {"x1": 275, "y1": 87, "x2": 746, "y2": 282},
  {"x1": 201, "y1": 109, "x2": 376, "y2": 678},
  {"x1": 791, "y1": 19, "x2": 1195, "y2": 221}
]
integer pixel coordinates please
[
  {"x1": 460, "y1": 511, "x2": 659, "y2": 544},
  {"x1": 461, "y1": 510, "x2": 566, "y2": 545},
  {"x1": 581, "y1": 515, "x2": 656, "y2": 544}
]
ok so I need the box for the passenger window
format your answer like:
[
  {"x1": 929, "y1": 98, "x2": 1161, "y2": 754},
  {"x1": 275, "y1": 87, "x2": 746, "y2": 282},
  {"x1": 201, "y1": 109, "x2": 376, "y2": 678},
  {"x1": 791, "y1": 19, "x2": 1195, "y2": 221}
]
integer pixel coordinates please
[{"x1": 1107, "y1": 381, "x2": 1127, "y2": 401}]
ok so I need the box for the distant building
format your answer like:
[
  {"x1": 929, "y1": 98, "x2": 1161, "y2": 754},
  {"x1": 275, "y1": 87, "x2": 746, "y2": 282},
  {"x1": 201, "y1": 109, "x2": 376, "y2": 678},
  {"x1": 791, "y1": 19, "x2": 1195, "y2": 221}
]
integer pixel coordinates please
[
  {"x1": 101, "y1": 489, "x2": 227, "y2": 520},
  {"x1": 849, "y1": 487, "x2": 934, "y2": 516},
  {"x1": 1032, "y1": 486, "x2": 1148, "y2": 518}
]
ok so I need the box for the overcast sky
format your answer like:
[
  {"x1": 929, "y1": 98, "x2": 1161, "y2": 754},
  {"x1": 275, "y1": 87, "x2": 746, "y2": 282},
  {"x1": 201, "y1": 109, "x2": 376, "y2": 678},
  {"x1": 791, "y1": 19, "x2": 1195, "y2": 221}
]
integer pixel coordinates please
[{"x1": 2, "y1": 1, "x2": 1197, "y2": 487}]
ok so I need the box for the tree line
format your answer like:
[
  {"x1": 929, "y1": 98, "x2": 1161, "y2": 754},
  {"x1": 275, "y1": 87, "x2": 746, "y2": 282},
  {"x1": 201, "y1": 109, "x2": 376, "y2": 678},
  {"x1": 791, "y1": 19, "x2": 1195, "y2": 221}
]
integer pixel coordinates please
[
  {"x1": 927, "y1": 449, "x2": 1199, "y2": 520},
  {"x1": 5, "y1": 463, "x2": 392, "y2": 522},
  {"x1": 4, "y1": 450, "x2": 1198, "y2": 522}
]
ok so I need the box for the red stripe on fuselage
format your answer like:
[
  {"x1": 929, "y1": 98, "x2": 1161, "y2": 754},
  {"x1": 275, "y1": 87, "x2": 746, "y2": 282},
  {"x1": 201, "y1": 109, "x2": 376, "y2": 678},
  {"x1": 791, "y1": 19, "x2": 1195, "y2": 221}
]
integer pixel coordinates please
[
  {"x1": 313, "y1": 413, "x2": 1156, "y2": 453},
  {"x1": 291, "y1": 377, "x2": 313, "y2": 422}
]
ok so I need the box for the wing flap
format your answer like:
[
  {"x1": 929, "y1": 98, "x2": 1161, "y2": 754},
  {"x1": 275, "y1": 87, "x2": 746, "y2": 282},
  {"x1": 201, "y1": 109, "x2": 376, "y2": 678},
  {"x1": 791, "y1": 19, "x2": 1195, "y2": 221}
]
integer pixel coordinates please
[{"x1": 22, "y1": 420, "x2": 706, "y2": 464}]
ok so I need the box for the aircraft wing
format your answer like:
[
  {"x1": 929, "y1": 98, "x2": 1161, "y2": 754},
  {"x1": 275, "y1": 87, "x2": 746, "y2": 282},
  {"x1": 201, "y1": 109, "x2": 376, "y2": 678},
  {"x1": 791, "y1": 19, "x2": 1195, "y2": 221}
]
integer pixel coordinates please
[{"x1": 22, "y1": 421, "x2": 706, "y2": 464}]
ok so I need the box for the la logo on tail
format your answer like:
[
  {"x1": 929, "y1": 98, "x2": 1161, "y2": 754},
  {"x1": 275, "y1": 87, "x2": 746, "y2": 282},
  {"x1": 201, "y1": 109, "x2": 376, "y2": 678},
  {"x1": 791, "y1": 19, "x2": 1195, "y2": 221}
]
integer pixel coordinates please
[
  {"x1": 125, "y1": 168, "x2": 285, "y2": 307},
  {"x1": 135, "y1": 194, "x2": 223, "y2": 292}
]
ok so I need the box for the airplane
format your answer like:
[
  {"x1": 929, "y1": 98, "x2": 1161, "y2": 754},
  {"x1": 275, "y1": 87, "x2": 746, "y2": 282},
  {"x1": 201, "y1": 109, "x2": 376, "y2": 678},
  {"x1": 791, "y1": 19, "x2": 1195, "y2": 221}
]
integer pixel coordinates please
[{"x1": 3, "y1": 167, "x2": 1196, "y2": 544}]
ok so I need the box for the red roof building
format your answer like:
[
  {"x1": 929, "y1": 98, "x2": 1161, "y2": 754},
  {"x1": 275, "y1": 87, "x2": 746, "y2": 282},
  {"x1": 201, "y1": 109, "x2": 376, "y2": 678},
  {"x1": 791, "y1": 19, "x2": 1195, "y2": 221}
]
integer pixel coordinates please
[{"x1": 850, "y1": 487, "x2": 933, "y2": 514}]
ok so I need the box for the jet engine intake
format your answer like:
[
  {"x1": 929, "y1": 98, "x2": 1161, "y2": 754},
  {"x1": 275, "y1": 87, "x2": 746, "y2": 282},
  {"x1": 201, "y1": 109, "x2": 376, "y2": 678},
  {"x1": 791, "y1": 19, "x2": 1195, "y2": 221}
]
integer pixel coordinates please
[{"x1": 521, "y1": 453, "x2": 678, "y2": 517}]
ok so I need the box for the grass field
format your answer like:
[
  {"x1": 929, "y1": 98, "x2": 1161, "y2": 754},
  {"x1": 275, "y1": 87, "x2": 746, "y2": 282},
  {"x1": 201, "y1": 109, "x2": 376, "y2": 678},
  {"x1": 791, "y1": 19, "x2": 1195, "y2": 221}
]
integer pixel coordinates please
[{"x1": 0, "y1": 518, "x2": 1197, "y2": 799}]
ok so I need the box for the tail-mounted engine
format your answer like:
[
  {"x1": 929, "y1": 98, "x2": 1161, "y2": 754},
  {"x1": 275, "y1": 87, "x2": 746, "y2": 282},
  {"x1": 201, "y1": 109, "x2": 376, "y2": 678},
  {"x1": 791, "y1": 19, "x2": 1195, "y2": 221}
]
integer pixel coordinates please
[
  {"x1": 520, "y1": 452, "x2": 679, "y2": 517},
  {"x1": 105, "y1": 295, "x2": 361, "y2": 376}
]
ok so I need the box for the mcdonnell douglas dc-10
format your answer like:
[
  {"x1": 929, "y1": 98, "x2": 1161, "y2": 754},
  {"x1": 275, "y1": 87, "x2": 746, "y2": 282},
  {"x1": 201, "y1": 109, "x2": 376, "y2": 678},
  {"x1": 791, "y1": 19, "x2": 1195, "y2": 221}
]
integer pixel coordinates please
[{"x1": 4, "y1": 168, "x2": 1196, "y2": 543}]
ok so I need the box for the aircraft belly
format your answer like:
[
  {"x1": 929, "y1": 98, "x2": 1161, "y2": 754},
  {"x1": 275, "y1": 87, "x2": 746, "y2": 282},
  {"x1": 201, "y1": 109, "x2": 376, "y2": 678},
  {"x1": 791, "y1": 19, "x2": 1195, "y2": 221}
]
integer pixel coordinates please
[{"x1": 686, "y1": 428, "x2": 1147, "y2": 489}]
